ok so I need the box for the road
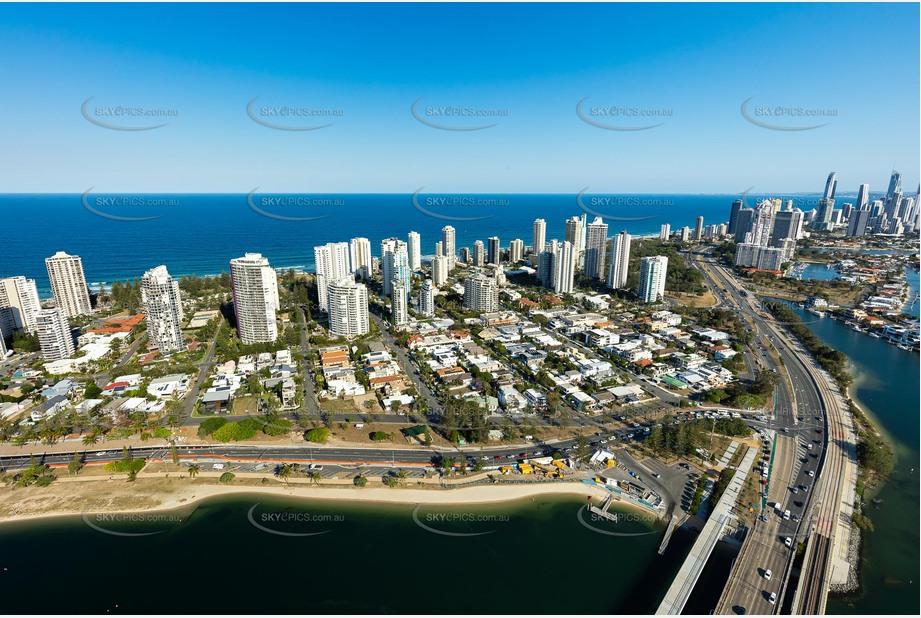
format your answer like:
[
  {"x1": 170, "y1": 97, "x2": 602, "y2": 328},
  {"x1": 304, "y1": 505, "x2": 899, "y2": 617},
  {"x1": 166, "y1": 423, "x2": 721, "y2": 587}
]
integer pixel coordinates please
[{"x1": 693, "y1": 252, "x2": 845, "y2": 615}]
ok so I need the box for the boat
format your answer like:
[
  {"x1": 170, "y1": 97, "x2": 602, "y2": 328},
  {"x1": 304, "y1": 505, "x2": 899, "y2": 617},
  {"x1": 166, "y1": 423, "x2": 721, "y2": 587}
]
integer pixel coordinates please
[{"x1": 869, "y1": 332, "x2": 881, "y2": 338}]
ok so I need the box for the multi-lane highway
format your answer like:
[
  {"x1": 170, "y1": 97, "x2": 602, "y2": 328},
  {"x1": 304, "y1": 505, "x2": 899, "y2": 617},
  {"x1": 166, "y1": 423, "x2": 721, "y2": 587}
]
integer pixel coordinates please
[{"x1": 692, "y1": 251, "x2": 858, "y2": 615}]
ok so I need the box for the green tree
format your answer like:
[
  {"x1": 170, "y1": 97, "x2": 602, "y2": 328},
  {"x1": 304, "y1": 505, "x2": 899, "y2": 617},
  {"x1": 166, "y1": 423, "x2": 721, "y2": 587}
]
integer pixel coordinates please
[
  {"x1": 353, "y1": 474, "x2": 368, "y2": 487},
  {"x1": 304, "y1": 427, "x2": 331, "y2": 443},
  {"x1": 67, "y1": 451, "x2": 84, "y2": 476},
  {"x1": 188, "y1": 464, "x2": 201, "y2": 478}
]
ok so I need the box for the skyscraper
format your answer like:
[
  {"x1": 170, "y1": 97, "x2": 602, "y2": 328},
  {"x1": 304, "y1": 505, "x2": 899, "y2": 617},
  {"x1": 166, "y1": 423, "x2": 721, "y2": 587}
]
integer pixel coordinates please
[
  {"x1": 349, "y1": 237, "x2": 372, "y2": 280},
  {"x1": 551, "y1": 240, "x2": 576, "y2": 294},
  {"x1": 441, "y1": 226, "x2": 456, "y2": 270},
  {"x1": 584, "y1": 217, "x2": 609, "y2": 280},
  {"x1": 314, "y1": 242, "x2": 351, "y2": 312},
  {"x1": 694, "y1": 216, "x2": 704, "y2": 241},
  {"x1": 432, "y1": 255, "x2": 449, "y2": 287},
  {"x1": 727, "y1": 199, "x2": 743, "y2": 236},
  {"x1": 45, "y1": 251, "x2": 91, "y2": 318},
  {"x1": 141, "y1": 265, "x2": 184, "y2": 353},
  {"x1": 607, "y1": 230, "x2": 631, "y2": 289},
  {"x1": 565, "y1": 216, "x2": 585, "y2": 267},
  {"x1": 750, "y1": 200, "x2": 775, "y2": 246},
  {"x1": 463, "y1": 272, "x2": 499, "y2": 313},
  {"x1": 229, "y1": 253, "x2": 279, "y2": 344},
  {"x1": 769, "y1": 210, "x2": 804, "y2": 247},
  {"x1": 328, "y1": 278, "x2": 369, "y2": 338},
  {"x1": 637, "y1": 256, "x2": 668, "y2": 303},
  {"x1": 0, "y1": 276, "x2": 41, "y2": 334},
  {"x1": 35, "y1": 308, "x2": 75, "y2": 361},
  {"x1": 659, "y1": 223, "x2": 671, "y2": 241},
  {"x1": 532, "y1": 219, "x2": 546, "y2": 255},
  {"x1": 407, "y1": 231, "x2": 422, "y2": 271},
  {"x1": 381, "y1": 238, "x2": 410, "y2": 299},
  {"x1": 733, "y1": 209, "x2": 754, "y2": 243},
  {"x1": 487, "y1": 236, "x2": 501, "y2": 265},
  {"x1": 823, "y1": 171, "x2": 837, "y2": 200},
  {"x1": 847, "y1": 210, "x2": 871, "y2": 237},
  {"x1": 390, "y1": 279, "x2": 409, "y2": 326},
  {"x1": 886, "y1": 170, "x2": 902, "y2": 201},
  {"x1": 508, "y1": 239, "x2": 524, "y2": 263},
  {"x1": 855, "y1": 184, "x2": 870, "y2": 211},
  {"x1": 472, "y1": 240, "x2": 485, "y2": 266},
  {"x1": 419, "y1": 279, "x2": 435, "y2": 316}
]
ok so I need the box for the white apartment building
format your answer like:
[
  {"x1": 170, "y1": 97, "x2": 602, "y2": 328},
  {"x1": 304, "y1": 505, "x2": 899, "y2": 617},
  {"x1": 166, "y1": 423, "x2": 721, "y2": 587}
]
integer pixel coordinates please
[
  {"x1": 463, "y1": 272, "x2": 499, "y2": 313},
  {"x1": 419, "y1": 279, "x2": 435, "y2": 316},
  {"x1": 637, "y1": 255, "x2": 668, "y2": 303},
  {"x1": 532, "y1": 219, "x2": 546, "y2": 255},
  {"x1": 0, "y1": 276, "x2": 41, "y2": 334},
  {"x1": 349, "y1": 237, "x2": 372, "y2": 279},
  {"x1": 328, "y1": 278, "x2": 369, "y2": 338},
  {"x1": 432, "y1": 255, "x2": 449, "y2": 287},
  {"x1": 584, "y1": 216, "x2": 608, "y2": 280},
  {"x1": 45, "y1": 251, "x2": 92, "y2": 317},
  {"x1": 229, "y1": 253, "x2": 279, "y2": 344},
  {"x1": 381, "y1": 237, "x2": 410, "y2": 298},
  {"x1": 314, "y1": 242, "x2": 351, "y2": 312},
  {"x1": 607, "y1": 230, "x2": 631, "y2": 289},
  {"x1": 141, "y1": 265, "x2": 184, "y2": 353},
  {"x1": 407, "y1": 231, "x2": 422, "y2": 270},
  {"x1": 36, "y1": 308, "x2": 75, "y2": 361},
  {"x1": 391, "y1": 279, "x2": 409, "y2": 326}
]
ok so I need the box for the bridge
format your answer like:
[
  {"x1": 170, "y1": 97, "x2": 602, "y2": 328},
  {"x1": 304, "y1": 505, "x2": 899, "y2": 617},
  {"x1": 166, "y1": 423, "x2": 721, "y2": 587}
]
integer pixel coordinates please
[{"x1": 656, "y1": 446, "x2": 757, "y2": 615}]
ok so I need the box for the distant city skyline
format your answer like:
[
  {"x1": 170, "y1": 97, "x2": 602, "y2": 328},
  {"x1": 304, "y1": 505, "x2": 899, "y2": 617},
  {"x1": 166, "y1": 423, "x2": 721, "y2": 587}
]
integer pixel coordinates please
[{"x1": 0, "y1": 3, "x2": 917, "y2": 193}]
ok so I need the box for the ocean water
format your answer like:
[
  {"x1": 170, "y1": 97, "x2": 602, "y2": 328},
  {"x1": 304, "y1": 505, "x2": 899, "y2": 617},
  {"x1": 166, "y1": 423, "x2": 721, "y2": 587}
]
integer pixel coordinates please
[{"x1": 0, "y1": 192, "x2": 788, "y2": 297}]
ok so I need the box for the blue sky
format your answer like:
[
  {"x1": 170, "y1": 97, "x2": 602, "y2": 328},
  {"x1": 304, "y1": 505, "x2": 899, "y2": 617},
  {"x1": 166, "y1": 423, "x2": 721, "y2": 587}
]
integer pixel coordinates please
[{"x1": 0, "y1": 2, "x2": 917, "y2": 194}]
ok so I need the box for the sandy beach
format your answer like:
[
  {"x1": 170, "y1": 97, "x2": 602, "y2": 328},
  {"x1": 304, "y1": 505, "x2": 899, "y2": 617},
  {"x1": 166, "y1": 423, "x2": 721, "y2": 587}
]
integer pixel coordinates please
[{"x1": 0, "y1": 472, "x2": 651, "y2": 526}]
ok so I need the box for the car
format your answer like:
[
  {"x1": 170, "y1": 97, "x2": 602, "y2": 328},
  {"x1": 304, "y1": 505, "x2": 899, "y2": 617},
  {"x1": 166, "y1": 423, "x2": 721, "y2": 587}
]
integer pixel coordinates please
[
  {"x1": 506, "y1": 454, "x2": 515, "y2": 459},
  {"x1": 792, "y1": 514, "x2": 801, "y2": 522},
  {"x1": 493, "y1": 455, "x2": 502, "y2": 460},
  {"x1": 531, "y1": 450, "x2": 541, "y2": 456},
  {"x1": 481, "y1": 455, "x2": 491, "y2": 460},
  {"x1": 784, "y1": 537, "x2": 793, "y2": 547},
  {"x1": 519, "y1": 453, "x2": 527, "y2": 458},
  {"x1": 768, "y1": 592, "x2": 776, "y2": 605},
  {"x1": 806, "y1": 470, "x2": 815, "y2": 477},
  {"x1": 652, "y1": 473, "x2": 661, "y2": 478},
  {"x1": 764, "y1": 569, "x2": 772, "y2": 580},
  {"x1": 800, "y1": 484, "x2": 809, "y2": 492}
]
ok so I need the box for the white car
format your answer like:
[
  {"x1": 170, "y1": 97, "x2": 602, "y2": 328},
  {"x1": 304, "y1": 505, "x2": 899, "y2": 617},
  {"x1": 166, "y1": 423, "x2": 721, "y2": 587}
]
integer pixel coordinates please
[
  {"x1": 769, "y1": 592, "x2": 776, "y2": 605},
  {"x1": 784, "y1": 537, "x2": 793, "y2": 547},
  {"x1": 806, "y1": 470, "x2": 815, "y2": 477},
  {"x1": 764, "y1": 569, "x2": 772, "y2": 580}
]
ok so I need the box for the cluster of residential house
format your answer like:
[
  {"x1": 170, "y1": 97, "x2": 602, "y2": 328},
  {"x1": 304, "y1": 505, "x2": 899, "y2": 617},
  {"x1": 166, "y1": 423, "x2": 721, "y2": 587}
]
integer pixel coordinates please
[
  {"x1": 320, "y1": 343, "x2": 415, "y2": 410},
  {"x1": 201, "y1": 350, "x2": 297, "y2": 414}
]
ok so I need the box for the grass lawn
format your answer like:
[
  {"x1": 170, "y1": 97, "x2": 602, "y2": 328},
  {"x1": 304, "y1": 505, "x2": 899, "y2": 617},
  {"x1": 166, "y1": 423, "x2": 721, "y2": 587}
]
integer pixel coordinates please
[{"x1": 320, "y1": 398, "x2": 360, "y2": 413}]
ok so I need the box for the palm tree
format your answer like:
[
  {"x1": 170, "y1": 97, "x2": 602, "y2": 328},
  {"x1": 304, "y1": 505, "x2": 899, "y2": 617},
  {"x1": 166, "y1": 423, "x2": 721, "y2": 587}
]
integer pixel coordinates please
[
  {"x1": 188, "y1": 464, "x2": 201, "y2": 478},
  {"x1": 82, "y1": 432, "x2": 100, "y2": 446},
  {"x1": 276, "y1": 463, "x2": 296, "y2": 485},
  {"x1": 309, "y1": 471, "x2": 322, "y2": 486},
  {"x1": 397, "y1": 469, "x2": 409, "y2": 486}
]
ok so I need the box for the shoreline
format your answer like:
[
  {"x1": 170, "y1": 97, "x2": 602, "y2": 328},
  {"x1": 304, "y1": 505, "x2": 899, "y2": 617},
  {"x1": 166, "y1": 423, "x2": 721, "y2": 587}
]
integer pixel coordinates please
[{"x1": 0, "y1": 476, "x2": 655, "y2": 528}]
